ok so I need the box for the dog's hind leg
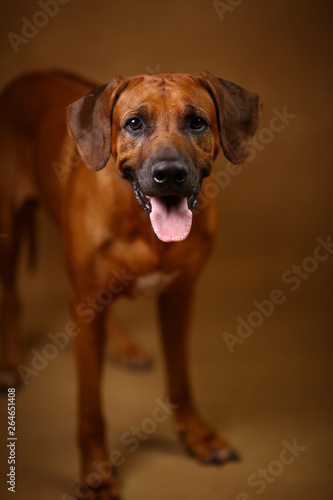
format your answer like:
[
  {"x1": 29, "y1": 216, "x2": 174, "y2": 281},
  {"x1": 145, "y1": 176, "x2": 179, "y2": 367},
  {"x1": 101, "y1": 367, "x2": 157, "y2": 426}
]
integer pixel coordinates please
[
  {"x1": 0, "y1": 203, "x2": 25, "y2": 390},
  {"x1": 0, "y1": 198, "x2": 38, "y2": 391},
  {"x1": 0, "y1": 135, "x2": 38, "y2": 390}
]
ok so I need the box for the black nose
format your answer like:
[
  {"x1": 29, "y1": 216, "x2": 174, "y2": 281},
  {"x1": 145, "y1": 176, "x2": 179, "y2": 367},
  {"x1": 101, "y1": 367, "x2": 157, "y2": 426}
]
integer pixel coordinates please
[{"x1": 152, "y1": 161, "x2": 188, "y2": 187}]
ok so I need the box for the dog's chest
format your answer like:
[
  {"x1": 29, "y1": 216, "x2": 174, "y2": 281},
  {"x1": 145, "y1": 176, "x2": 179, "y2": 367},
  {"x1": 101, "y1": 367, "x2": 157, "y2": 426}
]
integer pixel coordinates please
[{"x1": 132, "y1": 270, "x2": 179, "y2": 298}]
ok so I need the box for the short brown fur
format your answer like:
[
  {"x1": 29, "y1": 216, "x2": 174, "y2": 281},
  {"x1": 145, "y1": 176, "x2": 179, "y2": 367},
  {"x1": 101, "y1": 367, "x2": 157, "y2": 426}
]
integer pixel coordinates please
[{"x1": 0, "y1": 70, "x2": 261, "y2": 499}]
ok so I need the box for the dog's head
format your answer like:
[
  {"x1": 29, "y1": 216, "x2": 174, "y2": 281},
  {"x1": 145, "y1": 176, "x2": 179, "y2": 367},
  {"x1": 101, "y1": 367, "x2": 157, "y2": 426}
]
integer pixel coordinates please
[{"x1": 67, "y1": 72, "x2": 262, "y2": 242}]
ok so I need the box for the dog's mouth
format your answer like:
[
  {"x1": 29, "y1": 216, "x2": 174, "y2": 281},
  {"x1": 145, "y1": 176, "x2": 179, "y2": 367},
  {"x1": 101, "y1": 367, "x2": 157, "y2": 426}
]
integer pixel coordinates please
[{"x1": 125, "y1": 174, "x2": 201, "y2": 243}]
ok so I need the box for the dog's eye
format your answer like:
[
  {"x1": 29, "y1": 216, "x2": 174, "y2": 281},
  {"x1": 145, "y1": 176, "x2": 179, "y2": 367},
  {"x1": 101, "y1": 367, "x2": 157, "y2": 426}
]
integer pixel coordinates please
[
  {"x1": 189, "y1": 116, "x2": 207, "y2": 130},
  {"x1": 126, "y1": 117, "x2": 143, "y2": 131}
]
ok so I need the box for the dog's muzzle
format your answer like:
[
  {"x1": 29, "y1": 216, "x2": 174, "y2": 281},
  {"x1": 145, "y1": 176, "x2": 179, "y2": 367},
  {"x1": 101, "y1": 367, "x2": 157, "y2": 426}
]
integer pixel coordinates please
[{"x1": 123, "y1": 159, "x2": 204, "y2": 243}]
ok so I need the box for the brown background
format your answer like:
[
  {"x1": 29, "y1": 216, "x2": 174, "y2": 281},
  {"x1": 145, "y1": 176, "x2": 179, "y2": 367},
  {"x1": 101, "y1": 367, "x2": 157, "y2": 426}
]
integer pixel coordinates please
[{"x1": 0, "y1": 1, "x2": 332, "y2": 499}]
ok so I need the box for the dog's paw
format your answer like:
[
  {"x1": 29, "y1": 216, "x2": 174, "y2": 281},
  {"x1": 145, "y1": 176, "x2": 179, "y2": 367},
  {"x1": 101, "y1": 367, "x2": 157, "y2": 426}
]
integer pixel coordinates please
[
  {"x1": 0, "y1": 368, "x2": 22, "y2": 393},
  {"x1": 176, "y1": 416, "x2": 240, "y2": 465}
]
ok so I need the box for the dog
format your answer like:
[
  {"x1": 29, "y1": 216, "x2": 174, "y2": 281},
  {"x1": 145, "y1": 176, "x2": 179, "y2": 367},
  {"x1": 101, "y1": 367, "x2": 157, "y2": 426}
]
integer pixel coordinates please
[{"x1": 0, "y1": 70, "x2": 261, "y2": 499}]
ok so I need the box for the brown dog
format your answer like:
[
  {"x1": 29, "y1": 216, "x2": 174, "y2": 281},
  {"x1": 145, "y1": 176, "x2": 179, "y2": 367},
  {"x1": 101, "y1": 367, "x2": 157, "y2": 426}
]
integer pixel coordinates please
[{"x1": 0, "y1": 70, "x2": 261, "y2": 499}]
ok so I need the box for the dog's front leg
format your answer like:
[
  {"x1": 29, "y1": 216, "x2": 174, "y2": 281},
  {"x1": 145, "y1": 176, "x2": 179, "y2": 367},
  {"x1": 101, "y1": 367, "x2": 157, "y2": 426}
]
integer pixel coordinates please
[
  {"x1": 72, "y1": 297, "x2": 120, "y2": 500},
  {"x1": 158, "y1": 280, "x2": 238, "y2": 465}
]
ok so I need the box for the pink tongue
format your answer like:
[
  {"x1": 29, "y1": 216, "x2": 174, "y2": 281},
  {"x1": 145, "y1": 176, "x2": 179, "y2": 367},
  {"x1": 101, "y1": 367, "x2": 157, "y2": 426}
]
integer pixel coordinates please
[{"x1": 149, "y1": 197, "x2": 193, "y2": 242}]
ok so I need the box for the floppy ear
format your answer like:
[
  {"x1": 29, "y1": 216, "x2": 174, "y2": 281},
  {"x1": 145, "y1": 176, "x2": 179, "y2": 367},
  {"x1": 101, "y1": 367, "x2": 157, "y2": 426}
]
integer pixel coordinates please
[
  {"x1": 199, "y1": 71, "x2": 262, "y2": 164},
  {"x1": 66, "y1": 76, "x2": 127, "y2": 171}
]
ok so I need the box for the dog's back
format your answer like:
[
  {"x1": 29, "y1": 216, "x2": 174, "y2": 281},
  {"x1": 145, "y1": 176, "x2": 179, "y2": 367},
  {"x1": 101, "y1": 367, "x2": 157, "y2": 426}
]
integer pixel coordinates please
[{"x1": 0, "y1": 71, "x2": 93, "y2": 222}]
